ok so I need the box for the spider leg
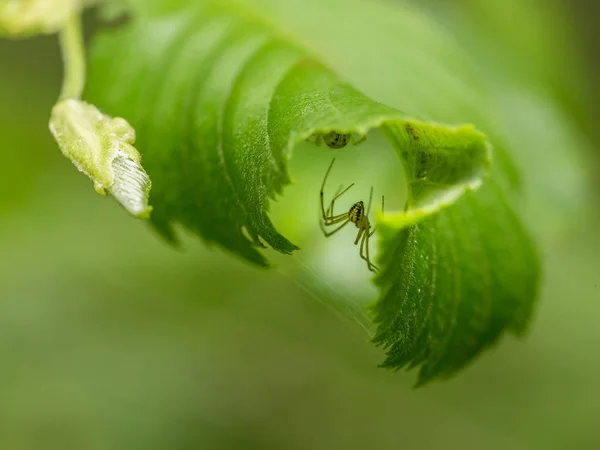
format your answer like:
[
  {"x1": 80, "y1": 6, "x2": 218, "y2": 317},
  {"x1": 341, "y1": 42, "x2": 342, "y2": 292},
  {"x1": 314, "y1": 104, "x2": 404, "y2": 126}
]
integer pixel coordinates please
[
  {"x1": 327, "y1": 182, "x2": 354, "y2": 219},
  {"x1": 320, "y1": 158, "x2": 337, "y2": 219},
  {"x1": 351, "y1": 133, "x2": 367, "y2": 146},
  {"x1": 320, "y1": 218, "x2": 351, "y2": 237},
  {"x1": 306, "y1": 134, "x2": 323, "y2": 146},
  {"x1": 326, "y1": 184, "x2": 344, "y2": 216},
  {"x1": 323, "y1": 213, "x2": 349, "y2": 225},
  {"x1": 358, "y1": 230, "x2": 377, "y2": 272},
  {"x1": 320, "y1": 158, "x2": 355, "y2": 221},
  {"x1": 366, "y1": 186, "x2": 374, "y2": 216},
  {"x1": 359, "y1": 232, "x2": 372, "y2": 271},
  {"x1": 369, "y1": 196, "x2": 384, "y2": 237},
  {"x1": 364, "y1": 233, "x2": 378, "y2": 272},
  {"x1": 359, "y1": 229, "x2": 366, "y2": 255},
  {"x1": 354, "y1": 227, "x2": 365, "y2": 246},
  {"x1": 331, "y1": 183, "x2": 354, "y2": 203},
  {"x1": 306, "y1": 134, "x2": 319, "y2": 146}
]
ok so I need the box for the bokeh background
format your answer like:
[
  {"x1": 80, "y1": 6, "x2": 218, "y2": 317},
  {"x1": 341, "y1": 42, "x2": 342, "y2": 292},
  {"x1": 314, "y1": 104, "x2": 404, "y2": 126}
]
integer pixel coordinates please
[{"x1": 1, "y1": 0, "x2": 599, "y2": 449}]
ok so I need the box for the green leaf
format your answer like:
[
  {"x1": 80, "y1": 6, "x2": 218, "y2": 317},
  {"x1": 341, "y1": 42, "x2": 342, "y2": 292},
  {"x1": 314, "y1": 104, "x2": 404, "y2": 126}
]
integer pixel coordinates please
[
  {"x1": 86, "y1": 0, "x2": 539, "y2": 384},
  {"x1": 87, "y1": 6, "x2": 489, "y2": 266},
  {"x1": 373, "y1": 182, "x2": 540, "y2": 385}
]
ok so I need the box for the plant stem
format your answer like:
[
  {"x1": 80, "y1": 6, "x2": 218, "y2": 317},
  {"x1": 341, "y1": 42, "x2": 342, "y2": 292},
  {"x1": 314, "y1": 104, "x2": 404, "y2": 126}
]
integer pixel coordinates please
[{"x1": 58, "y1": 14, "x2": 85, "y2": 100}]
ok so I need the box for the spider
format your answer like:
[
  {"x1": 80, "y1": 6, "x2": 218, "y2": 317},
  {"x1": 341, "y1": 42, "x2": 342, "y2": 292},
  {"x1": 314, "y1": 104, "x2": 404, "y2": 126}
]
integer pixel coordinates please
[
  {"x1": 319, "y1": 157, "x2": 384, "y2": 272},
  {"x1": 306, "y1": 131, "x2": 367, "y2": 149}
]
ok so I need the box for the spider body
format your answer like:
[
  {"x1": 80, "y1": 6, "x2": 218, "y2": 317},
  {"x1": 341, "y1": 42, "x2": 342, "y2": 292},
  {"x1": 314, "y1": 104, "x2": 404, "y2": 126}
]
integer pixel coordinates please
[
  {"x1": 319, "y1": 158, "x2": 384, "y2": 272},
  {"x1": 306, "y1": 131, "x2": 367, "y2": 149},
  {"x1": 323, "y1": 131, "x2": 350, "y2": 149}
]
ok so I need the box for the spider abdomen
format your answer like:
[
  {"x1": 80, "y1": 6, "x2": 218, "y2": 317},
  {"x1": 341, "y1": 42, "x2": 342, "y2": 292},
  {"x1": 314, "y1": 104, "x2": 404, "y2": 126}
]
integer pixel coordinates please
[
  {"x1": 323, "y1": 131, "x2": 350, "y2": 149},
  {"x1": 349, "y1": 201, "x2": 364, "y2": 224}
]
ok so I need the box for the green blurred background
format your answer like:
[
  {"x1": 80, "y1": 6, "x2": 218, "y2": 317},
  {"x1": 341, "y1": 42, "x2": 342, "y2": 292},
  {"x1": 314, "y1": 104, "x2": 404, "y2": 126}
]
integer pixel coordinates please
[{"x1": 1, "y1": 0, "x2": 599, "y2": 449}]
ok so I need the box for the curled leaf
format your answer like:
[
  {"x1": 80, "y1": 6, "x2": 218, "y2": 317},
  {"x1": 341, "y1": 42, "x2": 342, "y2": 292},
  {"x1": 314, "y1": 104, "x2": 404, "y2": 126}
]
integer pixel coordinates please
[
  {"x1": 85, "y1": 0, "x2": 540, "y2": 384},
  {"x1": 379, "y1": 121, "x2": 491, "y2": 228},
  {"x1": 49, "y1": 99, "x2": 152, "y2": 218}
]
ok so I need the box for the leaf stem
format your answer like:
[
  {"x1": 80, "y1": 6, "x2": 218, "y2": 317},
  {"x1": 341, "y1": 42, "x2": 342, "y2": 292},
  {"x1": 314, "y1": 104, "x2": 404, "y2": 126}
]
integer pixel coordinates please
[{"x1": 58, "y1": 13, "x2": 85, "y2": 100}]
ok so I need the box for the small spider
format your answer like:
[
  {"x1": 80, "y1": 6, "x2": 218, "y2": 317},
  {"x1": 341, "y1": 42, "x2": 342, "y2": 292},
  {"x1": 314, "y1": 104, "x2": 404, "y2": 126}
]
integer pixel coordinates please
[
  {"x1": 319, "y1": 157, "x2": 384, "y2": 272},
  {"x1": 306, "y1": 131, "x2": 367, "y2": 149}
]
